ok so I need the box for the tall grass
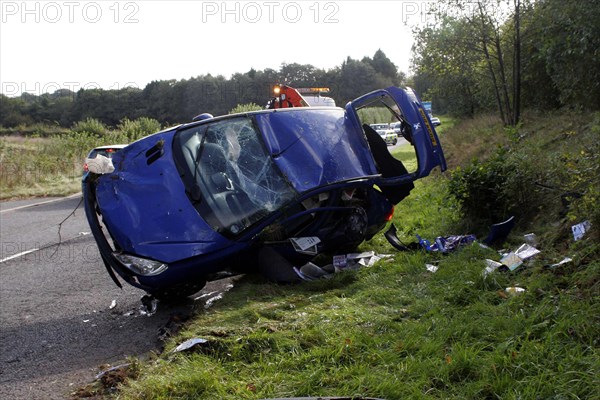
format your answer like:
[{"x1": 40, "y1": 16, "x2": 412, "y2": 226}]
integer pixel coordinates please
[{"x1": 0, "y1": 117, "x2": 161, "y2": 199}]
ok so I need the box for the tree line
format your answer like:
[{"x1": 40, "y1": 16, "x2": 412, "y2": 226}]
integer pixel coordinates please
[
  {"x1": 0, "y1": 50, "x2": 404, "y2": 129},
  {"x1": 411, "y1": 0, "x2": 600, "y2": 125}
]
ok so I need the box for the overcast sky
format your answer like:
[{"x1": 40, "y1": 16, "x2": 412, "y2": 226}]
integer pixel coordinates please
[{"x1": 0, "y1": 0, "x2": 435, "y2": 96}]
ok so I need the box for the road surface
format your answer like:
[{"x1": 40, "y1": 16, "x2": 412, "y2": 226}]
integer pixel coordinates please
[{"x1": 0, "y1": 196, "x2": 233, "y2": 399}]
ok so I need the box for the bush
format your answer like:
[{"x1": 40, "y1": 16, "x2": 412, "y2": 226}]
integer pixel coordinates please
[
  {"x1": 228, "y1": 103, "x2": 263, "y2": 114},
  {"x1": 447, "y1": 148, "x2": 540, "y2": 228},
  {"x1": 71, "y1": 118, "x2": 107, "y2": 136},
  {"x1": 117, "y1": 117, "x2": 161, "y2": 142}
]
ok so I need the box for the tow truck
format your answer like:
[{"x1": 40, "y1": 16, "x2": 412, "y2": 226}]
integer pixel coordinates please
[{"x1": 266, "y1": 85, "x2": 335, "y2": 109}]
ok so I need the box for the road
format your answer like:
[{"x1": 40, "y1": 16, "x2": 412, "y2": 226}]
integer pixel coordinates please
[{"x1": 0, "y1": 196, "x2": 233, "y2": 399}]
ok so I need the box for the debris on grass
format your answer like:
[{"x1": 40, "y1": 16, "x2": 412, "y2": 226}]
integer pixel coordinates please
[
  {"x1": 417, "y1": 234, "x2": 476, "y2": 253},
  {"x1": 571, "y1": 220, "x2": 591, "y2": 241},
  {"x1": 548, "y1": 257, "x2": 573, "y2": 269},
  {"x1": 425, "y1": 264, "x2": 439, "y2": 273},
  {"x1": 172, "y1": 338, "x2": 209, "y2": 353},
  {"x1": 523, "y1": 233, "x2": 537, "y2": 246},
  {"x1": 505, "y1": 287, "x2": 526, "y2": 296},
  {"x1": 482, "y1": 259, "x2": 505, "y2": 277}
]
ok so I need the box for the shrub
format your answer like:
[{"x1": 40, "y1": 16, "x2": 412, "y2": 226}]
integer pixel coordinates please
[
  {"x1": 447, "y1": 148, "x2": 540, "y2": 228},
  {"x1": 228, "y1": 103, "x2": 263, "y2": 114},
  {"x1": 71, "y1": 118, "x2": 107, "y2": 136},
  {"x1": 117, "y1": 117, "x2": 161, "y2": 142}
]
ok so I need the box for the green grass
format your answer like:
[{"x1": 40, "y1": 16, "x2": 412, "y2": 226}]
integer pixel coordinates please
[{"x1": 112, "y1": 175, "x2": 598, "y2": 399}]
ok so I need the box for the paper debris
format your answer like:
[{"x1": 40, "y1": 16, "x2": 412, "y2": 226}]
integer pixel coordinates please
[
  {"x1": 425, "y1": 264, "x2": 438, "y2": 273},
  {"x1": 571, "y1": 221, "x2": 591, "y2": 241},
  {"x1": 290, "y1": 237, "x2": 321, "y2": 255}
]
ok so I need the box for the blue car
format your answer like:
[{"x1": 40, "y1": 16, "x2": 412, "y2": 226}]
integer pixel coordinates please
[{"x1": 83, "y1": 87, "x2": 446, "y2": 300}]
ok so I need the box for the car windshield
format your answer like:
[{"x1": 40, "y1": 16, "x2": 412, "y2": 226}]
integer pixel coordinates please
[{"x1": 174, "y1": 116, "x2": 296, "y2": 236}]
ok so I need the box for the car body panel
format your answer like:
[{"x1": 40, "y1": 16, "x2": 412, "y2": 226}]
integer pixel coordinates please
[
  {"x1": 256, "y1": 109, "x2": 378, "y2": 193},
  {"x1": 94, "y1": 132, "x2": 233, "y2": 263},
  {"x1": 349, "y1": 87, "x2": 446, "y2": 184}
]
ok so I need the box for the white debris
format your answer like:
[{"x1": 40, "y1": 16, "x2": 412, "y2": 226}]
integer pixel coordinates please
[
  {"x1": 483, "y1": 259, "x2": 504, "y2": 277},
  {"x1": 515, "y1": 243, "x2": 541, "y2": 260},
  {"x1": 85, "y1": 154, "x2": 115, "y2": 174},
  {"x1": 549, "y1": 257, "x2": 573, "y2": 268},
  {"x1": 572, "y1": 221, "x2": 591, "y2": 241},
  {"x1": 425, "y1": 264, "x2": 438, "y2": 273},
  {"x1": 172, "y1": 338, "x2": 208, "y2": 353}
]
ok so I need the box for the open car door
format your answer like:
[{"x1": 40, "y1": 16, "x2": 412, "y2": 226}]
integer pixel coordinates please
[{"x1": 347, "y1": 87, "x2": 446, "y2": 203}]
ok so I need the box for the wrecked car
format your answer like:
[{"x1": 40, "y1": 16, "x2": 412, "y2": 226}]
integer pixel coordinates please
[{"x1": 83, "y1": 87, "x2": 446, "y2": 300}]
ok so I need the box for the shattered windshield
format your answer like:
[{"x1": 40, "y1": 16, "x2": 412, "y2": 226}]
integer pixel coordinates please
[{"x1": 174, "y1": 117, "x2": 296, "y2": 235}]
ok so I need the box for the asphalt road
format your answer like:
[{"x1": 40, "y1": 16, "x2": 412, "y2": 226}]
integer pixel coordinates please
[{"x1": 0, "y1": 196, "x2": 234, "y2": 399}]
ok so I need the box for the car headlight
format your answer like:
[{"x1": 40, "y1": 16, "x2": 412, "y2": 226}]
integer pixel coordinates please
[{"x1": 113, "y1": 253, "x2": 169, "y2": 276}]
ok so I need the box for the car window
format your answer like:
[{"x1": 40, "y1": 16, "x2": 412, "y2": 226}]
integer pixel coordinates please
[
  {"x1": 356, "y1": 94, "x2": 419, "y2": 174},
  {"x1": 174, "y1": 117, "x2": 296, "y2": 235}
]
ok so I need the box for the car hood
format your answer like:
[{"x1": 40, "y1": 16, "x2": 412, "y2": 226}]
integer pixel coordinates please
[{"x1": 254, "y1": 108, "x2": 378, "y2": 193}]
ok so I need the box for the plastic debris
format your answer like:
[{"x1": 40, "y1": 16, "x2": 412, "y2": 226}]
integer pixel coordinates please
[
  {"x1": 483, "y1": 259, "x2": 505, "y2": 277},
  {"x1": 417, "y1": 234, "x2": 476, "y2": 253},
  {"x1": 571, "y1": 220, "x2": 591, "y2": 241},
  {"x1": 95, "y1": 363, "x2": 131, "y2": 380},
  {"x1": 294, "y1": 262, "x2": 330, "y2": 281},
  {"x1": 505, "y1": 287, "x2": 526, "y2": 296},
  {"x1": 384, "y1": 224, "x2": 421, "y2": 251},
  {"x1": 549, "y1": 257, "x2": 573, "y2": 269},
  {"x1": 425, "y1": 264, "x2": 438, "y2": 273},
  {"x1": 172, "y1": 338, "x2": 208, "y2": 353},
  {"x1": 204, "y1": 294, "x2": 224, "y2": 309},
  {"x1": 85, "y1": 154, "x2": 115, "y2": 174},
  {"x1": 109, "y1": 299, "x2": 117, "y2": 310},
  {"x1": 482, "y1": 216, "x2": 515, "y2": 245},
  {"x1": 523, "y1": 233, "x2": 537, "y2": 246},
  {"x1": 333, "y1": 251, "x2": 383, "y2": 272}
]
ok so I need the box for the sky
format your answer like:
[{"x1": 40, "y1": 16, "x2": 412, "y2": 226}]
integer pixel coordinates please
[{"x1": 0, "y1": 0, "x2": 436, "y2": 96}]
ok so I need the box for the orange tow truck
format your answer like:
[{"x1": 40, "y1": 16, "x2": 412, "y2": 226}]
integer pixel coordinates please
[{"x1": 266, "y1": 85, "x2": 335, "y2": 109}]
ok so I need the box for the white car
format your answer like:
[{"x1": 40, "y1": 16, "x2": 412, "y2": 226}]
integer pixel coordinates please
[
  {"x1": 430, "y1": 117, "x2": 441, "y2": 126},
  {"x1": 370, "y1": 124, "x2": 398, "y2": 146}
]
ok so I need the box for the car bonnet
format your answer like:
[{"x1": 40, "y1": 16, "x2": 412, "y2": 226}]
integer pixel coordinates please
[{"x1": 254, "y1": 108, "x2": 379, "y2": 193}]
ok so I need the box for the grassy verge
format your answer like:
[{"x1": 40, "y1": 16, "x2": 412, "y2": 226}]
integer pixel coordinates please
[
  {"x1": 110, "y1": 176, "x2": 597, "y2": 399},
  {"x1": 104, "y1": 110, "x2": 598, "y2": 399},
  {"x1": 0, "y1": 118, "x2": 160, "y2": 200}
]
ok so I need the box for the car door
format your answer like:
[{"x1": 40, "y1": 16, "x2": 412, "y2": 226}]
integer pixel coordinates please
[{"x1": 347, "y1": 87, "x2": 446, "y2": 188}]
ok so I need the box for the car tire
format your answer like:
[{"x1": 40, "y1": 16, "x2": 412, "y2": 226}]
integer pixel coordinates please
[{"x1": 393, "y1": 139, "x2": 397, "y2": 145}]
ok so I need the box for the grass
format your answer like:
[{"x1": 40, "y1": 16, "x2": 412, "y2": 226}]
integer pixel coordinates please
[
  {"x1": 112, "y1": 177, "x2": 598, "y2": 399},
  {"x1": 111, "y1": 176, "x2": 597, "y2": 399},
  {"x1": 0, "y1": 136, "x2": 86, "y2": 199},
  {"x1": 0, "y1": 119, "x2": 159, "y2": 200}
]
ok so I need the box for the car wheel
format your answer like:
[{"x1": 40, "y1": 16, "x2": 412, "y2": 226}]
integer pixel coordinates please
[
  {"x1": 393, "y1": 139, "x2": 397, "y2": 145},
  {"x1": 151, "y1": 280, "x2": 207, "y2": 303}
]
